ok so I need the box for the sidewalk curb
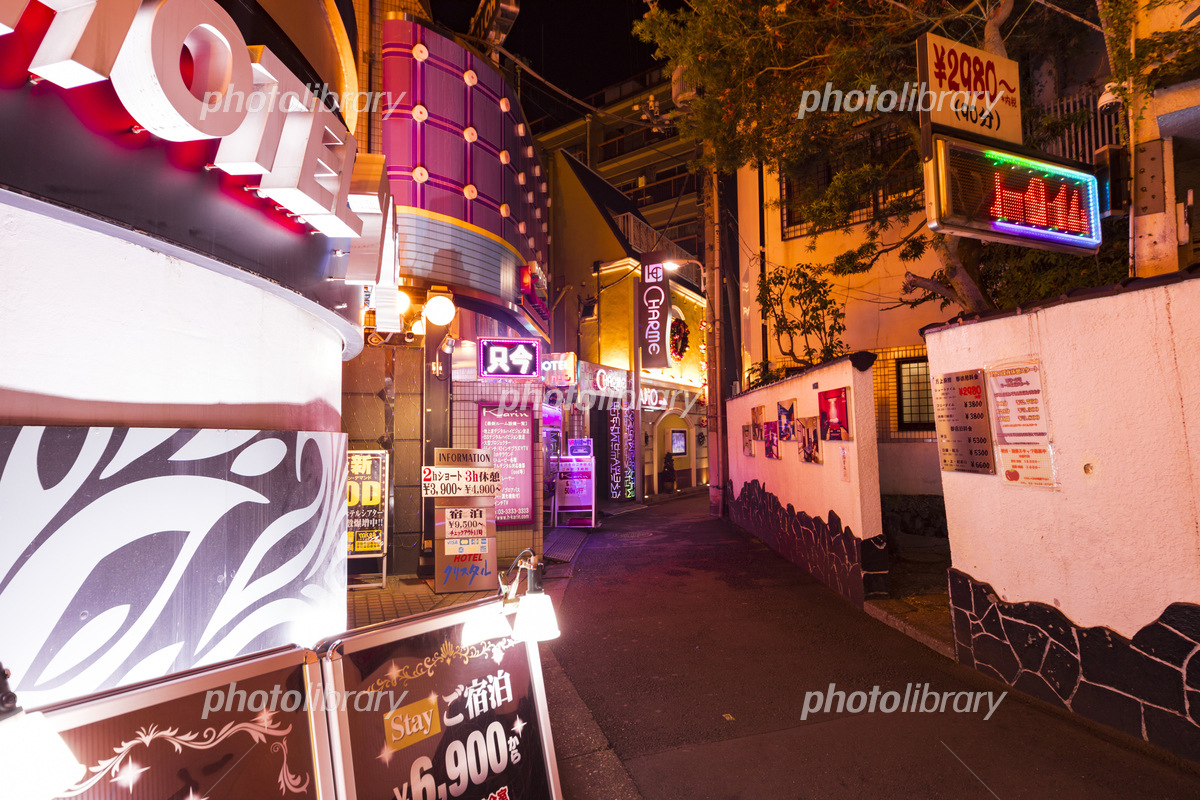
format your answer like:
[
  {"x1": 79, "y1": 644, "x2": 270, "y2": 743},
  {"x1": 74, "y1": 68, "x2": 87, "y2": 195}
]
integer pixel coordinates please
[{"x1": 864, "y1": 601, "x2": 955, "y2": 660}]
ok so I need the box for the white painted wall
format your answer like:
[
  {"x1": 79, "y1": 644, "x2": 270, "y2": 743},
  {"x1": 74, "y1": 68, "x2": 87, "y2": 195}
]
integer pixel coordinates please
[
  {"x1": 0, "y1": 203, "x2": 344, "y2": 432},
  {"x1": 925, "y1": 279, "x2": 1200, "y2": 637},
  {"x1": 726, "y1": 357, "x2": 882, "y2": 541}
]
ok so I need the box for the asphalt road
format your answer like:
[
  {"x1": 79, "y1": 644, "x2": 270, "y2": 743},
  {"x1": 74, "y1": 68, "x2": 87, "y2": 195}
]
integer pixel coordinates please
[{"x1": 541, "y1": 494, "x2": 1200, "y2": 799}]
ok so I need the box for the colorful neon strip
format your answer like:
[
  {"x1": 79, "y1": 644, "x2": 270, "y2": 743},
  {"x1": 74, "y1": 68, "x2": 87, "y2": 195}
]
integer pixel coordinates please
[{"x1": 982, "y1": 148, "x2": 1102, "y2": 248}]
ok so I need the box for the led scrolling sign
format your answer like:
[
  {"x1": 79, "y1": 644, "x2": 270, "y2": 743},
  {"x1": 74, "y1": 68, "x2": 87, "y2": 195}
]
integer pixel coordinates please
[{"x1": 926, "y1": 136, "x2": 1102, "y2": 254}]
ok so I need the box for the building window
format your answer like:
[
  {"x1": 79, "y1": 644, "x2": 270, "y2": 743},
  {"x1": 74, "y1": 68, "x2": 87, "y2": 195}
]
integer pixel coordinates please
[
  {"x1": 896, "y1": 357, "x2": 935, "y2": 431},
  {"x1": 780, "y1": 120, "x2": 921, "y2": 239}
]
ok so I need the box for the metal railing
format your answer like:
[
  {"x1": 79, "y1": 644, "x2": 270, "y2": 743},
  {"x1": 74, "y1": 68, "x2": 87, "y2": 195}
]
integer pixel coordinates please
[
  {"x1": 613, "y1": 212, "x2": 702, "y2": 287},
  {"x1": 1025, "y1": 92, "x2": 1123, "y2": 165}
]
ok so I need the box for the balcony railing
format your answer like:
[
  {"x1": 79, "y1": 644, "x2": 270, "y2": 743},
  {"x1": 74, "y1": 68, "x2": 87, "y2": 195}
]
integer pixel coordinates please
[
  {"x1": 613, "y1": 212, "x2": 702, "y2": 289},
  {"x1": 1025, "y1": 92, "x2": 1123, "y2": 164}
]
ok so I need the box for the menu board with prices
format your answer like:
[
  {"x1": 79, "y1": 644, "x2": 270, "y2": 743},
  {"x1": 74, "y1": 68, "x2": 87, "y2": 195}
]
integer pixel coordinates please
[
  {"x1": 479, "y1": 406, "x2": 534, "y2": 525},
  {"x1": 987, "y1": 362, "x2": 1049, "y2": 444},
  {"x1": 932, "y1": 369, "x2": 995, "y2": 474},
  {"x1": 442, "y1": 506, "x2": 495, "y2": 539},
  {"x1": 422, "y1": 467, "x2": 504, "y2": 498},
  {"x1": 556, "y1": 458, "x2": 594, "y2": 509},
  {"x1": 45, "y1": 649, "x2": 325, "y2": 799},
  {"x1": 324, "y1": 604, "x2": 562, "y2": 799}
]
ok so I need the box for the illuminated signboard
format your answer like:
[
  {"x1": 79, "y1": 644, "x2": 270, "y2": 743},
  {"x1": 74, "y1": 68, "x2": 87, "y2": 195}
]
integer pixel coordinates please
[
  {"x1": 916, "y1": 32, "x2": 1022, "y2": 145},
  {"x1": 609, "y1": 409, "x2": 622, "y2": 500},
  {"x1": 638, "y1": 262, "x2": 672, "y2": 369},
  {"x1": 478, "y1": 337, "x2": 541, "y2": 379},
  {"x1": 0, "y1": 0, "x2": 362, "y2": 238},
  {"x1": 925, "y1": 136, "x2": 1101, "y2": 254}
]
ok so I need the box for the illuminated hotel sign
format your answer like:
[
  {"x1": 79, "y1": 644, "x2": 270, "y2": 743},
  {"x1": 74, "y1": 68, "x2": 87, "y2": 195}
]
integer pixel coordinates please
[
  {"x1": 478, "y1": 337, "x2": 541, "y2": 379},
  {"x1": 639, "y1": 262, "x2": 672, "y2": 369},
  {"x1": 925, "y1": 136, "x2": 1102, "y2": 254},
  {"x1": 0, "y1": 0, "x2": 362, "y2": 238}
]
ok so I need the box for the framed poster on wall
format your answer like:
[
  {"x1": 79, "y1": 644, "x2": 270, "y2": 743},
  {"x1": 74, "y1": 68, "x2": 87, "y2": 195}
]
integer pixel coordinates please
[
  {"x1": 348, "y1": 450, "x2": 389, "y2": 557},
  {"x1": 778, "y1": 399, "x2": 796, "y2": 441},
  {"x1": 818, "y1": 388, "x2": 851, "y2": 441}
]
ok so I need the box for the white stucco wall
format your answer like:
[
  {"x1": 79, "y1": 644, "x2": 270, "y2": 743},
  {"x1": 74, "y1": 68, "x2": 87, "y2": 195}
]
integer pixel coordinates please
[
  {"x1": 726, "y1": 357, "x2": 882, "y2": 541},
  {"x1": 0, "y1": 203, "x2": 345, "y2": 432},
  {"x1": 925, "y1": 279, "x2": 1200, "y2": 637}
]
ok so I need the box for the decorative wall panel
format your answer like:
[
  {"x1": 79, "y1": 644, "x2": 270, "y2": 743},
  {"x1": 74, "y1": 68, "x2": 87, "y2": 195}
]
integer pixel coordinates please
[{"x1": 0, "y1": 426, "x2": 347, "y2": 708}]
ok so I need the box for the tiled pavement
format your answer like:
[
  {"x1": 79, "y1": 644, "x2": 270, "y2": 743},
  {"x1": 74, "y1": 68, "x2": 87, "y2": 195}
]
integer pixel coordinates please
[
  {"x1": 346, "y1": 578, "x2": 496, "y2": 629},
  {"x1": 346, "y1": 489, "x2": 708, "y2": 630}
]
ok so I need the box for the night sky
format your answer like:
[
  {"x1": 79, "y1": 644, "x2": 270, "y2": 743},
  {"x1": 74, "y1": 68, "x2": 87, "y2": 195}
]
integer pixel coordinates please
[{"x1": 430, "y1": 0, "x2": 662, "y2": 100}]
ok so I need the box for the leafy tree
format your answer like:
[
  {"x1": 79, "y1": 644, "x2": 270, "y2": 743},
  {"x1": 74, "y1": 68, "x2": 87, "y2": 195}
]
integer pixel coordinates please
[
  {"x1": 634, "y1": 0, "x2": 1200, "y2": 312},
  {"x1": 756, "y1": 262, "x2": 847, "y2": 366}
]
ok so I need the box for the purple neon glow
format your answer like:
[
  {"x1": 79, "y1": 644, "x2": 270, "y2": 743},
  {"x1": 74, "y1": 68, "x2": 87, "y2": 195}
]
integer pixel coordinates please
[{"x1": 477, "y1": 337, "x2": 541, "y2": 379}]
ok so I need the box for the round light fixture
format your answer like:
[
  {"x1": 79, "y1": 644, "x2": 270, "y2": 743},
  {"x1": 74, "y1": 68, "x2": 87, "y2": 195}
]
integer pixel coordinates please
[
  {"x1": 423, "y1": 295, "x2": 457, "y2": 326},
  {"x1": 396, "y1": 290, "x2": 411, "y2": 314}
]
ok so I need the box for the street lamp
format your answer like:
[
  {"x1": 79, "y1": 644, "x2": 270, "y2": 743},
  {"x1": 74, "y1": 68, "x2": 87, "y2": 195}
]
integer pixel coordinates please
[
  {"x1": 0, "y1": 663, "x2": 86, "y2": 800},
  {"x1": 460, "y1": 549, "x2": 560, "y2": 646}
]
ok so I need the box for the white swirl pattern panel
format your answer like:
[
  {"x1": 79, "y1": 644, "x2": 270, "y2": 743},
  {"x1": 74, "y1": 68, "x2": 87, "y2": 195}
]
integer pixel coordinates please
[{"x1": 0, "y1": 426, "x2": 347, "y2": 708}]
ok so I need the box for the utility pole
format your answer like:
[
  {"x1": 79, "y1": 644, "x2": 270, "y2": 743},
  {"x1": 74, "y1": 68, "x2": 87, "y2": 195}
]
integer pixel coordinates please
[{"x1": 704, "y1": 167, "x2": 727, "y2": 517}]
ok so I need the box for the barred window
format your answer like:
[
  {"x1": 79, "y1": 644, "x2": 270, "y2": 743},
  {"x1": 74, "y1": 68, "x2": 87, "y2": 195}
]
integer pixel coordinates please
[
  {"x1": 781, "y1": 121, "x2": 921, "y2": 239},
  {"x1": 896, "y1": 357, "x2": 935, "y2": 431}
]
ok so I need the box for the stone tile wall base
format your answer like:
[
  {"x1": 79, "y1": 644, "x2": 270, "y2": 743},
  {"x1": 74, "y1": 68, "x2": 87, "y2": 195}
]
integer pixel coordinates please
[
  {"x1": 728, "y1": 480, "x2": 888, "y2": 608},
  {"x1": 949, "y1": 567, "x2": 1200, "y2": 763}
]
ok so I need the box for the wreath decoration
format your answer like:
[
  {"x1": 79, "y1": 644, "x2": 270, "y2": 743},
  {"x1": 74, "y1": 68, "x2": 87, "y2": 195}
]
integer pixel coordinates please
[{"x1": 670, "y1": 318, "x2": 690, "y2": 361}]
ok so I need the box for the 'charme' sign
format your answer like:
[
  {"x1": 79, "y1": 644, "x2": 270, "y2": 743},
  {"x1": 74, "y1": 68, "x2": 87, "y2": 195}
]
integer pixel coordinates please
[
  {"x1": 638, "y1": 262, "x2": 671, "y2": 369},
  {"x1": 1, "y1": 0, "x2": 361, "y2": 237}
]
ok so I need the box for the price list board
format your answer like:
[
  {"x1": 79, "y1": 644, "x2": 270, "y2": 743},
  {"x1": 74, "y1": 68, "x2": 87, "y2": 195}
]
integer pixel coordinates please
[
  {"x1": 932, "y1": 369, "x2": 996, "y2": 474},
  {"x1": 421, "y1": 467, "x2": 503, "y2": 498},
  {"x1": 479, "y1": 406, "x2": 535, "y2": 525},
  {"x1": 324, "y1": 602, "x2": 562, "y2": 800},
  {"x1": 431, "y1": 450, "x2": 500, "y2": 593}
]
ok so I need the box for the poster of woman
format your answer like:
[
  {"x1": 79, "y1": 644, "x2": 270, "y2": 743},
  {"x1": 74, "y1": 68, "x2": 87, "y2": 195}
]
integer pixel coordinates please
[
  {"x1": 777, "y1": 398, "x2": 796, "y2": 441},
  {"x1": 742, "y1": 424, "x2": 754, "y2": 456},
  {"x1": 818, "y1": 387, "x2": 851, "y2": 441},
  {"x1": 764, "y1": 421, "x2": 780, "y2": 459},
  {"x1": 751, "y1": 406, "x2": 765, "y2": 440}
]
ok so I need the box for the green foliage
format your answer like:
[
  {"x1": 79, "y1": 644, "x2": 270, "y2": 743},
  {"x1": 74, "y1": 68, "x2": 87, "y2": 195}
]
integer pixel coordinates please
[
  {"x1": 756, "y1": 262, "x2": 847, "y2": 367},
  {"x1": 634, "y1": 0, "x2": 1196, "y2": 314},
  {"x1": 745, "y1": 360, "x2": 786, "y2": 389},
  {"x1": 981, "y1": 216, "x2": 1131, "y2": 307},
  {"x1": 661, "y1": 452, "x2": 676, "y2": 483}
]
